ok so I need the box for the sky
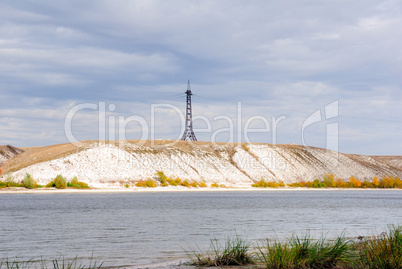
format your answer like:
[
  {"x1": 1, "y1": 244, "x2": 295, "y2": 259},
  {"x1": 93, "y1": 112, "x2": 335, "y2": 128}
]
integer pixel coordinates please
[{"x1": 0, "y1": 0, "x2": 401, "y2": 155}]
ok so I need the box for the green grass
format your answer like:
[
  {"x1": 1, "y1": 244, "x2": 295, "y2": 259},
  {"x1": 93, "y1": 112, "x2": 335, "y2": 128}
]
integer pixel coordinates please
[
  {"x1": 187, "y1": 226, "x2": 402, "y2": 268},
  {"x1": 257, "y1": 232, "x2": 353, "y2": 269},
  {"x1": 187, "y1": 235, "x2": 254, "y2": 266},
  {"x1": 0, "y1": 257, "x2": 103, "y2": 269},
  {"x1": 356, "y1": 225, "x2": 402, "y2": 269}
]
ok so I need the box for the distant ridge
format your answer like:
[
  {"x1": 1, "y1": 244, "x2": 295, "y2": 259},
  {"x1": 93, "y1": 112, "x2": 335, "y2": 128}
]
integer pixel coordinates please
[
  {"x1": 0, "y1": 145, "x2": 24, "y2": 166},
  {"x1": 1, "y1": 140, "x2": 401, "y2": 188}
]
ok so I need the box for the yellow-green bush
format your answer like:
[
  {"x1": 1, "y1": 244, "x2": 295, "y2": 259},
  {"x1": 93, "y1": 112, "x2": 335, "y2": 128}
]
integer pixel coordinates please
[
  {"x1": 23, "y1": 173, "x2": 37, "y2": 189},
  {"x1": 0, "y1": 174, "x2": 22, "y2": 188},
  {"x1": 54, "y1": 174, "x2": 67, "y2": 189},
  {"x1": 211, "y1": 182, "x2": 219, "y2": 188},
  {"x1": 167, "y1": 177, "x2": 181, "y2": 186},
  {"x1": 46, "y1": 180, "x2": 55, "y2": 188},
  {"x1": 199, "y1": 181, "x2": 207, "y2": 187},
  {"x1": 146, "y1": 179, "x2": 157, "y2": 187},
  {"x1": 135, "y1": 179, "x2": 157, "y2": 188},
  {"x1": 155, "y1": 171, "x2": 168, "y2": 185},
  {"x1": 252, "y1": 179, "x2": 284, "y2": 188},
  {"x1": 67, "y1": 177, "x2": 89, "y2": 188},
  {"x1": 287, "y1": 174, "x2": 402, "y2": 189}
]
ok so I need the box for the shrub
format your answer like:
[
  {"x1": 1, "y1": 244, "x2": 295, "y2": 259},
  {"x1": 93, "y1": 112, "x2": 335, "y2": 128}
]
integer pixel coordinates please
[
  {"x1": 323, "y1": 173, "x2": 335, "y2": 187},
  {"x1": 348, "y1": 176, "x2": 362, "y2": 188},
  {"x1": 54, "y1": 175, "x2": 67, "y2": 189},
  {"x1": 252, "y1": 179, "x2": 268, "y2": 188},
  {"x1": 372, "y1": 176, "x2": 380, "y2": 187},
  {"x1": 335, "y1": 178, "x2": 346, "y2": 188},
  {"x1": 180, "y1": 180, "x2": 190, "y2": 187},
  {"x1": 23, "y1": 173, "x2": 37, "y2": 189},
  {"x1": 378, "y1": 175, "x2": 402, "y2": 188},
  {"x1": 67, "y1": 177, "x2": 89, "y2": 189},
  {"x1": 288, "y1": 174, "x2": 402, "y2": 189},
  {"x1": 199, "y1": 181, "x2": 207, "y2": 187},
  {"x1": 146, "y1": 179, "x2": 157, "y2": 187},
  {"x1": 135, "y1": 180, "x2": 146, "y2": 187},
  {"x1": 362, "y1": 180, "x2": 373, "y2": 188},
  {"x1": 155, "y1": 171, "x2": 168, "y2": 185},
  {"x1": 252, "y1": 179, "x2": 283, "y2": 188},
  {"x1": 167, "y1": 177, "x2": 181, "y2": 186},
  {"x1": 4, "y1": 173, "x2": 21, "y2": 187},
  {"x1": 395, "y1": 177, "x2": 402, "y2": 188},
  {"x1": 135, "y1": 179, "x2": 157, "y2": 188},
  {"x1": 211, "y1": 183, "x2": 219, "y2": 188},
  {"x1": 190, "y1": 181, "x2": 198, "y2": 187},
  {"x1": 46, "y1": 180, "x2": 55, "y2": 188}
]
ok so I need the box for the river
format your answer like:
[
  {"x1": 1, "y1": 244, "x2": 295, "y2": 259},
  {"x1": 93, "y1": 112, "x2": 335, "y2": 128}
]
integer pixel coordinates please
[{"x1": 0, "y1": 190, "x2": 401, "y2": 267}]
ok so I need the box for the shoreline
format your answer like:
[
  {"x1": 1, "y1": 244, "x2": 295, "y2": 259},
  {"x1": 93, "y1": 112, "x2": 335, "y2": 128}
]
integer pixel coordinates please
[{"x1": 1, "y1": 186, "x2": 401, "y2": 194}]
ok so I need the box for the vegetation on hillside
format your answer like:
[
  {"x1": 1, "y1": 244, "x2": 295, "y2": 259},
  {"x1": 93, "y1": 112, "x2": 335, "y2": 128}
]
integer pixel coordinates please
[
  {"x1": 134, "y1": 170, "x2": 208, "y2": 188},
  {"x1": 287, "y1": 174, "x2": 402, "y2": 189},
  {"x1": 1, "y1": 171, "x2": 401, "y2": 190},
  {"x1": 251, "y1": 174, "x2": 402, "y2": 189},
  {"x1": 46, "y1": 175, "x2": 89, "y2": 189},
  {"x1": 22, "y1": 173, "x2": 37, "y2": 189}
]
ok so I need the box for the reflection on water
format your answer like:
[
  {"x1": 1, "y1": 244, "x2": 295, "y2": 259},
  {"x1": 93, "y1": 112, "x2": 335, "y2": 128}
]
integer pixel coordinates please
[{"x1": 0, "y1": 190, "x2": 401, "y2": 267}]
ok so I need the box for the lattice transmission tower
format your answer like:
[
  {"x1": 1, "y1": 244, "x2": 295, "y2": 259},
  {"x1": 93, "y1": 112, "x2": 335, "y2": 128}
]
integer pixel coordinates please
[{"x1": 181, "y1": 80, "x2": 197, "y2": 141}]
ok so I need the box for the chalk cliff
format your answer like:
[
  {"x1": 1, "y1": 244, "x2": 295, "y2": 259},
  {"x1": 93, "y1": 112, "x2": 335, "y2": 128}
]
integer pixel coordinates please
[{"x1": 2, "y1": 140, "x2": 401, "y2": 188}]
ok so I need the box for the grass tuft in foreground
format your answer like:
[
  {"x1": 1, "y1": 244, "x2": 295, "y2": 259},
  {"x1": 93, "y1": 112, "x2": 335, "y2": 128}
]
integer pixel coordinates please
[
  {"x1": 187, "y1": 226, "x2": 402, "y2": 268},
  {"x1": 356, "y1": 225, "x2": 402, "y2": 269},
  {"x1": 257, "y1": 232, "x2": 353, "y2": 269},
  {"x1": 187, "y1": 235, "x2": 254, "y2": 266},
  {"x1": 0, "y1": 257, "x2": 103, "y2": 269}
]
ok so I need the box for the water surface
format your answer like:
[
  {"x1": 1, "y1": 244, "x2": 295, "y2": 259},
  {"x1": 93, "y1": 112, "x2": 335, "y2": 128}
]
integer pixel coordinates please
[{"x1": 0, "y1": 190, "x2": 401, "y2": 267}]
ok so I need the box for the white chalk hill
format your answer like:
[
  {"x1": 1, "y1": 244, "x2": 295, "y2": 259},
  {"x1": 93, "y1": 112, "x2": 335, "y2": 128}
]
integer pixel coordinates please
[{"x1": 2, "y1": 140, "x2": 401, "y2": 188}]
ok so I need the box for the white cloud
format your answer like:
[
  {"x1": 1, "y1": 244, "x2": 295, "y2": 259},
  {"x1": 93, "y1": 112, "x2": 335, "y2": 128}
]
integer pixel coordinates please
[{"x1": 0, "y1": 0, "x2": 401, "y2": 154}]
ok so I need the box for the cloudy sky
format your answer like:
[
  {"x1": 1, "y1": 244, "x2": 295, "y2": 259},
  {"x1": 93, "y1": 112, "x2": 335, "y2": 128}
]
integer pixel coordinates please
[{"x1": 0, "y1": 0, "x2": 401, "y2": 155}]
